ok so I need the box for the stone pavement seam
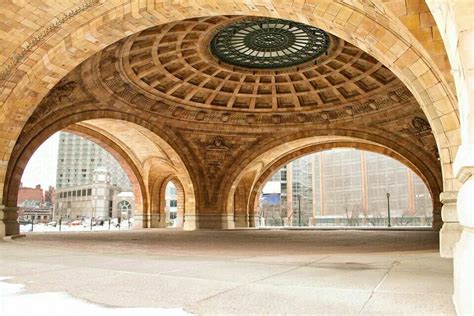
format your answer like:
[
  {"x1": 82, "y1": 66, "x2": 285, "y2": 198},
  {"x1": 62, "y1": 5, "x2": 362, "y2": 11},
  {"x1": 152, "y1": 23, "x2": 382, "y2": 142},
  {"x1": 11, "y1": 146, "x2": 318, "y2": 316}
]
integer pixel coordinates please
[
  {"x1": 187, "y1": 254, "x2": 332, "y2": 308},
  {"x1": 357, "y1": 260, "x2": 400, "y2": 316}
]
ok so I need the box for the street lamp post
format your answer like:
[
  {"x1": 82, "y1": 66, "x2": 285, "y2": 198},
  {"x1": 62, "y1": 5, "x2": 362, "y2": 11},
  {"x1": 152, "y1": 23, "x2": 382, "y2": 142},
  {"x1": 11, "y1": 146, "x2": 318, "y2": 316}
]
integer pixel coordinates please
[
  {"x1": 297, "y1": 194, "x2": 302, "y2": 227},
  {"x1": 386, "y1": 192, "x2": 391, "y2": 227}
]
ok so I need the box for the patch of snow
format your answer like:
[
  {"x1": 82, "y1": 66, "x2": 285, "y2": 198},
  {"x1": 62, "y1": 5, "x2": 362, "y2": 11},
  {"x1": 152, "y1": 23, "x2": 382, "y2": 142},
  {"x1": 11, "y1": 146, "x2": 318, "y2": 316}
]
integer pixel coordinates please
[
  {"x1": 19, "y1": 220, "x2": 134, "y2": 233},
  {"x1": 0, "y1": 276, "x2": 191, "y2": 316}
]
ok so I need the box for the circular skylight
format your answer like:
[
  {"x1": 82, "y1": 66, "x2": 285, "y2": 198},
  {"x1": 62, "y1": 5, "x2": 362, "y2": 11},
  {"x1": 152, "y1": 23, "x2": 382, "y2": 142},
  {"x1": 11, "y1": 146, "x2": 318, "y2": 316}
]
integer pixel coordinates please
[{"x1": 210, "y1": 18, "x2": 330, "y2": 69}]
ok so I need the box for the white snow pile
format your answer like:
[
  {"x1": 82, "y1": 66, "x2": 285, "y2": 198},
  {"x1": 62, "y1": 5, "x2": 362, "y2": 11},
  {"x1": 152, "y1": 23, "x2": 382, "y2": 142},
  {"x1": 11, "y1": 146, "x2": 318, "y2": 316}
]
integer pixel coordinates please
[{"x1": 0, "y1": 277, "x2": 191, "y2": 316}]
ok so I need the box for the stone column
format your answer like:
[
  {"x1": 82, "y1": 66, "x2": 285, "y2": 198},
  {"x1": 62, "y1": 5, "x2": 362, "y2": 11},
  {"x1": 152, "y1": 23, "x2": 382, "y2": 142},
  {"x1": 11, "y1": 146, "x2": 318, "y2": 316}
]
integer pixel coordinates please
[
  {"x1": 149, "y1": 213, "x2": 166, "y2": 228},
  {"x1": 0, "y1": 205, "x2": 20, "y2": 236},
  {"x1": 439, "y1": 192, "x2": 462, "y2": 257},
  {"x1": 233, "y1": 182, "x2": 250, "y2": 228},
  {"x1": 234, "y1": 213, "x2": 249, "y2": 228},
  {"x1": 453, "y1": 150, "x2": 474, "y2": 314},
  {"x1": 248, "y1": 212, "x2": 258, "y2": 228},
  {"x1": 183, "y1": 213, "x2": 234, "y2": 230}
]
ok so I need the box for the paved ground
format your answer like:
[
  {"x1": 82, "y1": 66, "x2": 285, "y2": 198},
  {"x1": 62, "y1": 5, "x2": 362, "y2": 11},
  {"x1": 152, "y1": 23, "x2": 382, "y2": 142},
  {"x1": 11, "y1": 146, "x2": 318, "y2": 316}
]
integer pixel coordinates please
[{"x1": 0, "y1": 229, "x2": 454, "y2": 315}]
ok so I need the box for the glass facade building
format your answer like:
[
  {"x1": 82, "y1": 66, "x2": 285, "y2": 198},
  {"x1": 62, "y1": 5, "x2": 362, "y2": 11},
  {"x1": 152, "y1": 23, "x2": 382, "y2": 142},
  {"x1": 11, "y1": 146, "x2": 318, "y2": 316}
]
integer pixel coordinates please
[{"x1": 260, "y1": 149, "x2": 432, "y2": 227}]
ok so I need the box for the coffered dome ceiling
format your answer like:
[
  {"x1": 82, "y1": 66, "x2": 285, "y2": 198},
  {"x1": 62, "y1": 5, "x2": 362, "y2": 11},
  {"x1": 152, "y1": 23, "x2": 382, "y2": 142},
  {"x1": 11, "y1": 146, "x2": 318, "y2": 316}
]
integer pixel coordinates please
[{"x1": 95, "y1": 15, "x2": 412, "y2": 116}]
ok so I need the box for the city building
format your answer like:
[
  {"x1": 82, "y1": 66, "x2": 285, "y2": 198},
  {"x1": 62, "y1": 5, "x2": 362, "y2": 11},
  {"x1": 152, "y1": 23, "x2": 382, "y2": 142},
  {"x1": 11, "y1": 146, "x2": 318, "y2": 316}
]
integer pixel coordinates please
[
  {"x1": 17, "y1": 183, "x2": 54, "y2": 223},
  {"x1": 55, "y1": 168, "x2": 123, "y2": 220},
  {"x1": 18, "y1": 207, "x2": 53, "y2": 224},
  {"x1": 17, "y1": 183, "x2": 44, "y2": 207},
  {"x1": 260, "y1": 149, "x2": 432, "y2": 227},
  {"x1": 54, "y1": 132, "x2": 134, "y2": 220},
  {"x1": 56, "y1": 132, "x2": 131, "y2": 190}
]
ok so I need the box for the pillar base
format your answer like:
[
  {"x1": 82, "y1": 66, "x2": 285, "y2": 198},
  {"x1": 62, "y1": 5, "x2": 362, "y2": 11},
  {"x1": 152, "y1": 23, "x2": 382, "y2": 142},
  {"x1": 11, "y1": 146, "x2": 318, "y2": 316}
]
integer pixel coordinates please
[
  {"x1": 440, "y1": 222, "x2": 463, "y2": 258},
  {"x1": 183, "y1": 213, "x2": 235, "y2": 230},
  {"x1": 149, "y1": 213, "x2": 166, "y2": 228},
  {"x1": 132, "y1": 214, "x2": 148, "y2": 229},
  {"x1": 0, "y1": 206, "x2": 19, "y2": 237},
  {"x1": 439, "y1": 192, "x2": 460, "y2": 258},
  {"x1": 234, "y1": 213, "x2": 248, "y2": 228},
  {"x1": 453, "y1": 229, "x2": 474, "y2": 315},
  {"x1": 452, "y1": 165, "x2": 474, "y2": 314},
  {"x1": 248, "y1": 214, "x2": 259, "y2": 227}
]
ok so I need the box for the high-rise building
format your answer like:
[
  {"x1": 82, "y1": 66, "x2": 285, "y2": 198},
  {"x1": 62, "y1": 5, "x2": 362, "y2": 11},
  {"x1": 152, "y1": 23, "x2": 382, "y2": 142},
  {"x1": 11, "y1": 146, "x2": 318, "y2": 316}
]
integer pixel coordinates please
[
  {"x1": 260, "y1": 149, "x2": 433, "y2": 227},
  {"x1": 56, "y1": 132, "x2": 131, "y2": 190}
]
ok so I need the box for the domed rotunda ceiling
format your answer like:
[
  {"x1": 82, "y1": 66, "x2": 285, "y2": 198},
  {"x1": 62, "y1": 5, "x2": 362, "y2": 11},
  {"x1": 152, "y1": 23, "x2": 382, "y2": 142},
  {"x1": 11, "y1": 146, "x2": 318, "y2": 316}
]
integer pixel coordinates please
[
  {"x1": 92, "y1": 15, "x2": 413, "y2": 117},
  {"x1": 22, "y1": 15, "x2": 439, "y2": 197},
  {"x1": 210, "y1": 18, "x2": 330, "y2": 69}
]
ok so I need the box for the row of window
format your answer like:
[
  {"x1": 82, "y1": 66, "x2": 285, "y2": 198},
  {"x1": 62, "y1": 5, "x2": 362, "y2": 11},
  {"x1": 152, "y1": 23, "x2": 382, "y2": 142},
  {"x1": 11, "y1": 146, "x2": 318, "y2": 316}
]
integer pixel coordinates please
[{"x1": 58, "y1": 188, "x2": 92, "y2": 199}]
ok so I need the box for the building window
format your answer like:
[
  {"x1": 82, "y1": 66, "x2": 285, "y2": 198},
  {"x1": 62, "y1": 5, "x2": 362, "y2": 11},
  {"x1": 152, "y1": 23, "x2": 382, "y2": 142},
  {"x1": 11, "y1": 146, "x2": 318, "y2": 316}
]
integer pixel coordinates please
[
  {"x1": 117, "y1": 200, "x2": 132, "y2": 217},
  {"x1": 87, "y1": 189, "x2": 92, "y2": 196}
]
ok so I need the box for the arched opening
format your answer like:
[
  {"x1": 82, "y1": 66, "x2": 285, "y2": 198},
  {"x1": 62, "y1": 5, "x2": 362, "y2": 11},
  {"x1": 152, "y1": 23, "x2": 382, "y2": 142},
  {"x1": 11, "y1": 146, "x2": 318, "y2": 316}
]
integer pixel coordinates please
[
  {"x1": 17, "y1": 130, "x2": 141, "y2": 232},
  {"x1": 257, "y1": 148, "x2": 433, "y2": 228},
  {"x1": 227, "y1": 136, "x2": 442, "y2": 230},
  {"x1": 161, "y1": 180, "x2": 185, "y2": 228},
  {"x1": 5, "y1": 115, "x2": 197, "y2": 234}
]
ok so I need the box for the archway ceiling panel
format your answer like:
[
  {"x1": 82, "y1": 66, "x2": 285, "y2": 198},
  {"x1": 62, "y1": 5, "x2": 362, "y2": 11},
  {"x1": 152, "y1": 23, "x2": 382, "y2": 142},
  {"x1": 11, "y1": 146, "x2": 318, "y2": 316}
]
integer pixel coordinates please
[
  {"x1": 77, "y1": 119, "x2": 181, "y2": 174},
  {"x1": 101, "y1": 16, "x2": 406, "y2": 113}
]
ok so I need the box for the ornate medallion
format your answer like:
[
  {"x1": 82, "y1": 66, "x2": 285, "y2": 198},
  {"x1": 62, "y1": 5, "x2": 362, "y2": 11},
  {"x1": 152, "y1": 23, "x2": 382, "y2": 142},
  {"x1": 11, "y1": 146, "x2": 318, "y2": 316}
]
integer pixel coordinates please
[{"x1": 210, "y1": 18, "x2": 330, "y2": 69}]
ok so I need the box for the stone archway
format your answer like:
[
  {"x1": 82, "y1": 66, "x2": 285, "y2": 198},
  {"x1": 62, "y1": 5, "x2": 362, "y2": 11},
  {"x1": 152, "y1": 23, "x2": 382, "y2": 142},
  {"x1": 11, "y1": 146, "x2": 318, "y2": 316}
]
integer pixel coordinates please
[
  {"x1": 64, "y1": 124, "x2": 145, "y2": 224},
  {"x1": 224, "y1": 130, "x2": 442, "y2": 228},
  {"x1": 0, "y1": 1, "x2": 460, "y2": 204},
  {"x1": 2, "y1": 112, "x2": 196, "y2": 234},
  {"x1": 240, "y1": 141, "x2": 441, "y2": 228},
  {"x1": 151, "y1": 176, "x2": 186, "y2": 229},
  {"x1": 0, "y1": 1, "x2": 461, "y2": 251}
]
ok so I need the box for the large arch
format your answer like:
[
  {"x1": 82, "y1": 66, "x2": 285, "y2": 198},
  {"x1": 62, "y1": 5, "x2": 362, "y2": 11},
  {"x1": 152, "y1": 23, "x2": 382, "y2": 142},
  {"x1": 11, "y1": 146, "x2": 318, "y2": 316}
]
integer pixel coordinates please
[
  {"x1": 223, "y1": 128, "x2": 442, "y2": 220},
  {"x1": 62, "y1": 124, "x2": 146, "y2": 221},
  {"x1": 3, "y1": 111, "x2": 197, "y2": 234},
  {"x1": 0, "y1": 1, "x2": 460, "y2": 205},
  {"x1": 249, "y1": 141, "x2": 439, "y2": 227},
  {"x1": 0, "y1": 0, "x2": 461, "y2": 255},
  {"x1": 227, "y1": 135, "x2": 442, "y2": 229}
]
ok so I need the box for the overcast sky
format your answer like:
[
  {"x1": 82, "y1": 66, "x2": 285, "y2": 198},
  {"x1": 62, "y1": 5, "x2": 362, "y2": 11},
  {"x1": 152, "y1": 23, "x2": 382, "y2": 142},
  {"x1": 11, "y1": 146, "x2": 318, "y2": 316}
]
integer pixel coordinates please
[{"x1": 21, "y1": 133, "x2": 59, "y2": 189}]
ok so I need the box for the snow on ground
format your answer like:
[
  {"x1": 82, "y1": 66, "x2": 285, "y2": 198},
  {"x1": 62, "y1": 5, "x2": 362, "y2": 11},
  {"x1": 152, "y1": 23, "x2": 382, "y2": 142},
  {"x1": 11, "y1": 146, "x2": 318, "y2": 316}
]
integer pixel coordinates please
[
  {"x1": 19, "y1": 220, "x2": 134, "y2": 233},
  {"x1": 0, "y1": 277, "x2": 191, "y2": 316}
]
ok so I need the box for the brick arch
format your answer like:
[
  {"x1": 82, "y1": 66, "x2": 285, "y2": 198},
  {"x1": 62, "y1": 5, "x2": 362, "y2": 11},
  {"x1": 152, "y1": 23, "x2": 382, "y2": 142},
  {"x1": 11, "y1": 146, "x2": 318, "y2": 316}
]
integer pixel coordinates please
[
  {"x1": 245, "y1": 141, "x2": 440, "y2": 228},
  {"x1": 223, "y1": 127, "x2": 442, "y2": 212},
  {"x1": 225, "y1": 132, "x2": 442, "y2": 229},
  {"x1": 0, "y1": 0, "x2": 460, "y2": 208},
  {"x1": 3, "y1": 109, "x2": 197, "y2": 234},
  {"x1": 151, "y1": 176, "x2": 186, "y2": 229}
]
